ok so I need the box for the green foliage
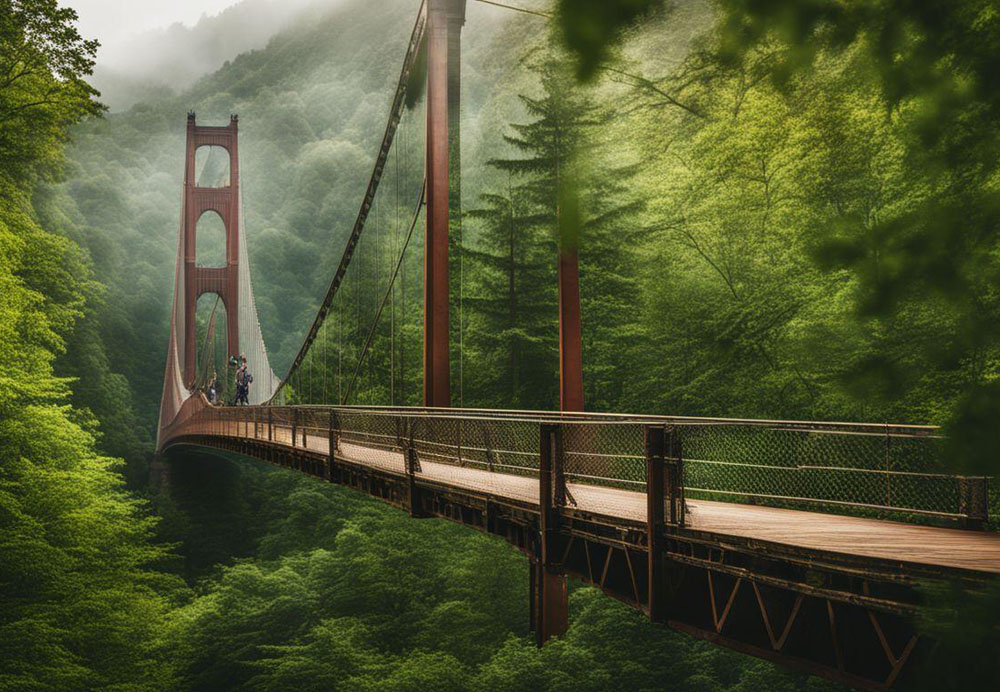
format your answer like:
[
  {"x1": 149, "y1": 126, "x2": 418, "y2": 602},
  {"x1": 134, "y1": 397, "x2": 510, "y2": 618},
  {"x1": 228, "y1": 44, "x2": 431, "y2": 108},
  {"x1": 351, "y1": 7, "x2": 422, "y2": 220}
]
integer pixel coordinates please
[
  {"x1": 464, "y1": 36, "x2": 645, "y2": 410},
  {"x1": 554, "y1": 0, "x2": 667, "y2": 81},
  {"x1": 0, "y1": 174, "x2": 181, "y2": 691},
  {"x1": 157, "y1": 457, "x2": 830, "y2": 692},
  {"x1": 706, "y1": 0, "x2": 1000, "y2": 463},
  {"x1": 0, "y1": 4, "x2": 183, "y2": 690},
  {"x1": 914, "y1": 580, "x2": 1000, "y2": 690},
  {"x1": 0, "y1": 0, "x2": 104, "y2": 183}
]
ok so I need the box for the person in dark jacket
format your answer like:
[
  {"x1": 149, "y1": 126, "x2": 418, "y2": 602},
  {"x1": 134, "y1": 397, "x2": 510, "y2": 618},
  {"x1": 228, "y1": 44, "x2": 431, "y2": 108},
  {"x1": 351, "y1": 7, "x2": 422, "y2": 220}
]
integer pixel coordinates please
[{"x1": 234, "y1": 355, "x2": 252, "y2": 405}]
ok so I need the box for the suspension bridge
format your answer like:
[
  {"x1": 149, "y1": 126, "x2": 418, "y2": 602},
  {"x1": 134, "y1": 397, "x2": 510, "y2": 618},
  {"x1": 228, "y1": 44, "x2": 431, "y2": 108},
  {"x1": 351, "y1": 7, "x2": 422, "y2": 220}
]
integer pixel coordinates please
[{"x1": 156, "y1": 1, "x2": 1000, "y2": 689}]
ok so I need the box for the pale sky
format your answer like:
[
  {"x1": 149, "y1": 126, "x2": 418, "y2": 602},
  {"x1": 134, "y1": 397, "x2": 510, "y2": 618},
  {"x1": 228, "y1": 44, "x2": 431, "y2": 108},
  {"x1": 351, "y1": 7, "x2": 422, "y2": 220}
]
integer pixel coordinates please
[{"x1": 67, "y1": 0, "x2": 241, "y2": 53}]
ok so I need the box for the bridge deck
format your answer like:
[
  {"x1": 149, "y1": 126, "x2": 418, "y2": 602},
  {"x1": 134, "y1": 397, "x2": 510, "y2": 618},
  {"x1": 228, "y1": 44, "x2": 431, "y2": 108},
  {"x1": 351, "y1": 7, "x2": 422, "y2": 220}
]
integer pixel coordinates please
[{"x1": 226, "y1": 423, "x2": 1000, "y2": 576}]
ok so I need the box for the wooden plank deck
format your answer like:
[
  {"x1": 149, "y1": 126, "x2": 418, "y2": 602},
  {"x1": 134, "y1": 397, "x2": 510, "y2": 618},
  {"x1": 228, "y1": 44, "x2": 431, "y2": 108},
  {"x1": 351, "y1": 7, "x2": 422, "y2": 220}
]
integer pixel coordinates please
[{"x1": 201, "y1": 421, "x2": 1000, "y2": 577}]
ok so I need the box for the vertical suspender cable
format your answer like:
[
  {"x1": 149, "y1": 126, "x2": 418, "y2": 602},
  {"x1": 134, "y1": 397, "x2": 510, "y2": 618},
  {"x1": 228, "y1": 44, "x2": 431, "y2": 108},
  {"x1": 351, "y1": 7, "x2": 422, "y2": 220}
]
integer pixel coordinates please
[
  {"x1": 391, "y1": 113, "x2": 399, "y2": 405},
  {"x1": 342, "y1": 180, "x2": 425, "y2": 404},
  {"x1": 338, "y1": 301, "x2": 343, "y2": 404},
  {"x1": 374, "y1": 187, "x2": 380, "y2": 404},
  {"x1": 400, "y1": 112, "x2": 406, "y2": 405}
]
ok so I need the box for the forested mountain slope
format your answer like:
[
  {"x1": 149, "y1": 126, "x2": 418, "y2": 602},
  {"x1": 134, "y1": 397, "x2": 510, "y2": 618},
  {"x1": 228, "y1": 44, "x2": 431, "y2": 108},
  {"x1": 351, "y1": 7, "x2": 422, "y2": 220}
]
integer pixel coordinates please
[
  {"x1": 92, "y1": 0, "x2": 324, "y2": 111},
  {"x1": 1, "y1": 4, "x2": 182, "y2": 688},
  {"x1": 5, "y1": 0, "x2": 1000, "y2": 688}
]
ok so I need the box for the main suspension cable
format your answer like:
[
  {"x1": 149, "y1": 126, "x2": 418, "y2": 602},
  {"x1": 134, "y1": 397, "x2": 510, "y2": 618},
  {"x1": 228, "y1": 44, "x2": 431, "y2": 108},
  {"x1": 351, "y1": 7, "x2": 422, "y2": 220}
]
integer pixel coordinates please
[
  {"x1": 272, "y1": 0, "x2": 428, "y2": 402},
  {"x1": 474, "y1": 0, "x2": 551, "y2": 18}
]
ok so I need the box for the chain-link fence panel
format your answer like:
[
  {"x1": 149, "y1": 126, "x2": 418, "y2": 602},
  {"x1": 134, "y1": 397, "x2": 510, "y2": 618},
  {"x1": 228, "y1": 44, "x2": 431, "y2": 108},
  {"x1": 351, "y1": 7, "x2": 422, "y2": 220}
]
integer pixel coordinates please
[
  {"x1": 562, "y1": 421, "x2": 646, "y2": 490},
  {"x1": 677, "y1": 422, "x2": 976, "y2": 519}
]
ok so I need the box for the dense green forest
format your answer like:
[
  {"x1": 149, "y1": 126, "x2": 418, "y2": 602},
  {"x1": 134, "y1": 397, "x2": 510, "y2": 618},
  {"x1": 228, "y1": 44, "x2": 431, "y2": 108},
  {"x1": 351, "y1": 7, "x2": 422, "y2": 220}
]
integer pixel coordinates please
[{"x1": 3, "y1": 0, "x2": 1000, "y2": 689}]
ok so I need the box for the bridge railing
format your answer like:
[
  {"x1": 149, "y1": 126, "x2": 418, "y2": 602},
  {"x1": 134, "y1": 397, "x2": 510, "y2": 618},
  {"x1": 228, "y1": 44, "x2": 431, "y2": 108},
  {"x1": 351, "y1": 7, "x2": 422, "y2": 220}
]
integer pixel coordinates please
[
  {"x1": 673, "y1": 420, "x2": 990, "y2": 524},
  {"x1": 165, "y1": 404, "x2": 990, "y2": 527}
]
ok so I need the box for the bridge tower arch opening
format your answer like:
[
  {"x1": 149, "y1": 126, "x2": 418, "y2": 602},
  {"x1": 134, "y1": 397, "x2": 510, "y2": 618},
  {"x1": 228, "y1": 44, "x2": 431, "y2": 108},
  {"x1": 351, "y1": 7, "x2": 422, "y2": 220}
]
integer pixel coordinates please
[
  {"x1": 194, "y1": 293, "x2": 230, "y2": 392},
  {"x1": 195, "y1": 210, "x2": 227, "y2": 268},
  {"x1": 182, "y1": 113, "x2": 241, "y2": 386},
  {"x1": 194, "y1": 144, "x2": 231, "y2": 188}
]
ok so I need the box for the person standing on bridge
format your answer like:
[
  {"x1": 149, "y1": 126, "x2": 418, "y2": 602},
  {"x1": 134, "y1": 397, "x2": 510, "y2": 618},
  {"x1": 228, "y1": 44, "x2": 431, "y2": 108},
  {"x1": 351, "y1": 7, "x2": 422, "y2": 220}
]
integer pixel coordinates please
[
  {"x1": 208, "y1": 371, "x2": 219, "y2": 405},
  {"x1": 234, "y1": 355, "x2": 252, "y2": 405}
]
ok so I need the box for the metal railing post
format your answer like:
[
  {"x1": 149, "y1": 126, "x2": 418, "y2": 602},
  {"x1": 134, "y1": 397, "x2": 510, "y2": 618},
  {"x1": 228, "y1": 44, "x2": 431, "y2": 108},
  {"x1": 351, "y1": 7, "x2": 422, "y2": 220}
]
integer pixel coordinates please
[
  {"x1": 959, "y1": 476, "x2": 989, "y2": 529},
  {"x1": 291, "y1": 408, "x2": 298, "y2": 449},
  {"x1": 327, "y1": 410, "x2": 337, "y2": 481},
  {"x1": 535, "y1": 423, "x2": 568, "y2": 645},
  {"x1": 405, "y1": 418, "x2": 425, "y2": 516},
  {"x1": 268, "y1": 407, "x2": 273, "y2": 441},
  {"x1": 551, "y1": 425, "x2": 566, "y2": 508},
  {"x1": 666, "y1": 426, "x2": 683, "y2": 527},
  {"x1": 645, "y1": 425, "x2": 666, "y2": 623}
]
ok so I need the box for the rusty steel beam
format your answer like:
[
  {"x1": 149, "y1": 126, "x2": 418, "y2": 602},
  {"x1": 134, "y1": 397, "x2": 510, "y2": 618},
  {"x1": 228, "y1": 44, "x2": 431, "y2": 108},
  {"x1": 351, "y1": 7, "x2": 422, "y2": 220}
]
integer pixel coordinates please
[
  {"x1": 646, "y1": 425, "x2": 667, "y2": 623},
  {"x1": 533, "y1": 424, "x2": 569, "y2": 645},
  {"x1": 423, "y1": 0, "x2": 453, "y2": 407},
  {"x1": 558, "y1": 247, "x2": 584, "y2": 411}
]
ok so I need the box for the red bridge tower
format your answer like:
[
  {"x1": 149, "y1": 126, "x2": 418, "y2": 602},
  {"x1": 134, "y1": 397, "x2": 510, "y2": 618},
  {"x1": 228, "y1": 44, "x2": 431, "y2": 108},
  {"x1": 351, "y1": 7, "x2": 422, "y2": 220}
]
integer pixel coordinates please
[{"x1": 181, "y1": 113, "x2": 241, "y2": 385}]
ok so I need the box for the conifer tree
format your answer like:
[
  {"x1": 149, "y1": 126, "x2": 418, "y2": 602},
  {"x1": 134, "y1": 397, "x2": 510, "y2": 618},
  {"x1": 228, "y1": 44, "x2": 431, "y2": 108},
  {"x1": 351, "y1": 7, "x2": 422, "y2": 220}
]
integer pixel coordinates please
[{"x1": 465, "y1": 38, "x2": 645, "y2": 411}]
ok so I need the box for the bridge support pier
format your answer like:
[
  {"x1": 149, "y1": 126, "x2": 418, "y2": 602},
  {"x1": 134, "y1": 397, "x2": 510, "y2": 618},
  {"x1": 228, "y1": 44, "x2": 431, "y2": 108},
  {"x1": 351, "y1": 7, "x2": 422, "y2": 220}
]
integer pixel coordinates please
[
  {"x1": 646, "y1": 425, "x2": 683, "y2": 623},
  {"x1": 532, "y1": 424, "x2": 569, "y2": 644},
  {"x1": 646, "y1": 426, "x2": 667, "y2": 623},
  {"x1": 405, "y1": 442, "x2": 429, "y2": 518},
  {"x1": 530, "y1": 558, "x2": 568, "y2": 645}
]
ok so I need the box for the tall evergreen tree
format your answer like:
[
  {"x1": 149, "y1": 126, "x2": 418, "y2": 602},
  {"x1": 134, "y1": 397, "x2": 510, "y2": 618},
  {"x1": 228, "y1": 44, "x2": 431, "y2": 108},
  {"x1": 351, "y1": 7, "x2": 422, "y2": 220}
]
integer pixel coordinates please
[
  {"x1": 465, "y1": 38, "x2": 645, "y2": 411},
  {"x1": 1, "y1": 4, "x2": 183, "y2": 689}
]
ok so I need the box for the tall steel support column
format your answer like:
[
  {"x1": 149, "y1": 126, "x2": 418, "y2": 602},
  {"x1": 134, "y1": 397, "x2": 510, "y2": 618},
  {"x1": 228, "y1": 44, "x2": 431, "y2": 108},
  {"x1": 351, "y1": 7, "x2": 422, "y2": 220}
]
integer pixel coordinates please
[
  {"x1": 533, "y1": 424, "x2": 569, "y2": 645},
  {"x1": 182, "y1": 113, "x2": 240, "y2": 385},
  {"x1": 558, "y1": 247, "x2": 584, "y2": 411},
  {"x1": 423, "y1": 0, "x2": 463, "y2": 407}
]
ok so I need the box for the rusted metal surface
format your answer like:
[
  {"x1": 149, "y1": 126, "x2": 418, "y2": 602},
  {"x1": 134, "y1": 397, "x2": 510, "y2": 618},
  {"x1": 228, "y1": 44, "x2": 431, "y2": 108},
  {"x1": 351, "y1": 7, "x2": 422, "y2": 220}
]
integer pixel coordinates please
[
  {"x1": 646, "y1": 425, "x2": 667, "y2": 622},
  {"x1": 557, "y1": 247, "x2": 583, "y2": 412},
  {"x1": 182, "y1": 114, "x2": 240, "y2": 384},
  {"x1": 424, "y1": 0, "x2": 452, "y2": 407},
  {"x1": 535, "y1": 424, "x2": 569, "y2": 644}
]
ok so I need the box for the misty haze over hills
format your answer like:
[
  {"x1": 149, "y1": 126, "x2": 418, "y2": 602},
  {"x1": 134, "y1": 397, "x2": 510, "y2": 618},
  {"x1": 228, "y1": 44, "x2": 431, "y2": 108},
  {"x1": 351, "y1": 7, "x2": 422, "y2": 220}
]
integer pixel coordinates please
[{"x1": 91, "y1": 0, "x2": 342, "y2": 110}]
